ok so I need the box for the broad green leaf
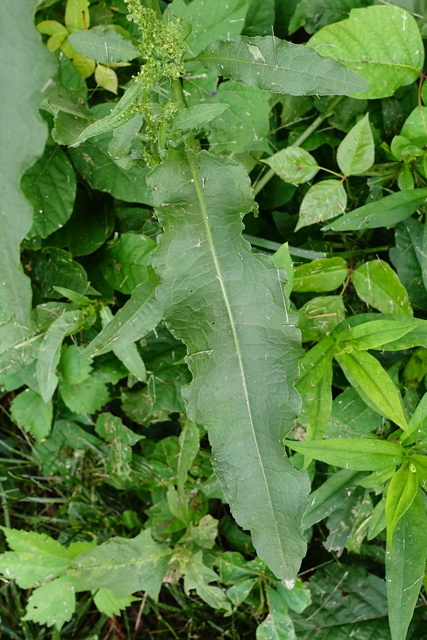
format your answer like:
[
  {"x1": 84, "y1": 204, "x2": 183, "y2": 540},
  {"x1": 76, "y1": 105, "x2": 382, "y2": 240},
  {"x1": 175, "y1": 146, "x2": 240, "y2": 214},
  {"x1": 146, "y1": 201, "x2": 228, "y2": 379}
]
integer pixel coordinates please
[
  {"x1": 336, "y1": 316, "x2": 423, "y2": 351},
  {"x1": 82, "y1": 277, "x2": 162, "y2": 358},
  {"x1": 167, "y1": 0, "x2": 249, "y2": 56},
  {"x1": 296, "y1": 180, "x2": 347, "y2": 230},
  {"x1": 403, "y1": 347, "x2": 427, "y2": 390},
  {"x1": 243, "y1": 0, "x2": 275, "y2": 37},
  {"x1": 323, "y1": 188, "x2": 427, "y2": 231},
  {"x1": 289, "y1": 0, "x2": 371, "y2": 35},
  {"x1": 93, "y1": 588, "x2": 136, "y2": 617},
  {"x1": 171, "y1": 103, "x2": 229, "y2": 132},
  {"x1": 59, "y1": 344, "x2": 92, "y2": 384},
  {"x1": 101, "y1": 233, "x2": 157, "y2": 294},
  {"x1": 67, "y1": 530, "x2": 170, "y2": 599},
  {"x1": 352, "y1": 259, "x2": 412, "y2": 316},
  {"x1": 276, "y1": 580, "x2": 311, "y2": 614},
  {"x1": 293, "y1": 258, "x2": 347, "y2": 292},
  {"x1": 183, "y1": 551, "x2": 232, "y2": 612},
  {"x1": 284, "y1": 437, "x2": 405, "y2": 471},
  {"x1": 59, "y1": 374, "x2": 110, "y2": 414},
  {"x1": 390, "y1": 218, "x2": 427, "y2": 311},
  {"x1": 336, "y1": 114, "x2": 374, "y2": 176},
  {"x1": 264, "y1": 147, "x2": 319, "y2": 186},
  {"x1": 256, "y1": 610, "x2": 296, "y2": 640},
  {"x1": 0, "y1": 1, "x2": 55, "y2": 322},
  {"x1": 27, "y1": 247, "x2": 95, "y2": 299},
  {"x1": 227, "y1": 577, "x2": 256, "y2": 607},
  {"x1": 22, "y1": 576, "x2": 76, "y2": 630},
  {"x1": 207, "y1": 82, "x2": 271, "y2": 155},
  {"x1": 385, "y1": 462, "x2": 418, "y2": 549},
  {"x1": 22, "y1": 146, "x2": 76, "y2": 239},
  {"x1": 303, "y1": 469, "x2": 364, "y2": 529},
  {"x1": 69, "y1": 136, "x2": 153, "y2": 204},
  {"x1": 298, "y1": 295, "x2": 346, "y2": 343},
  {"x1": 296, "y1": 336, "x2": 336, "y2": 396},
  {"x1": 0, "y1": 527, "x2": 74, "y2": 588},
  {"x1": 68, "y1": 29, "x2": 139, "y2": 63},
  {"x1": 412, "y1": 455, "x2": 427, "y2": 488},
  {"x1": 148, "y1": 148, "x2": 310, "y2": 584},
  {"x1": 328, "y1": 385, "x2": 383, "y2": 439},
  {"x1": 400, "y1": 106, "x2": 427, "y2": 148},
  {"x1": 336, "y1": 351, "x2": 409, "y2": 431},
  {"x1": 10, "y1": 389, "x2": 53, "y2": 440},
  {"x1": 292, "y1": 565, "x2": 390, "y2": 640},
  {"x1": 367, "y1": 495, "x2": 387, "y2": 540},
  {"x1": 386, "y1": 490, "x2": 427, "y2": 640},
  {"x1": 197, "y1": 36, "x2": 368, "y2": 96},
  {"x1": 37, "y1": 309, "x2": 84, "y2": 402},
  {"x1": 108, "y1": 114, "x2": 143, "y2": 162},
  {"x1": 65, "y1": 0, "x2": 90, "y2": 33},
  {"x1": 308, "y1": 5, "x2": 424, "y2": 99}
]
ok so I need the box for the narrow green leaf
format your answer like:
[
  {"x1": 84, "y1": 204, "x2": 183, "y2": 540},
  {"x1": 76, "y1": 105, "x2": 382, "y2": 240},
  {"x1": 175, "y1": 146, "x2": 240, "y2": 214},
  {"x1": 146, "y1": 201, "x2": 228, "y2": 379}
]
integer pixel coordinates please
[
  {"x1": 263, "y1": 147, "x2": 319, "y2": 186},
  {"x1": 293, "y1": 258, "x2": 347, "y2": 292},
  {"x1": 171, "y1": 103, "x2": 229, "y2": 132},
  {"x1": 390, "y1": 218, "x2": 427, "y2": 311},
  {"x1": 303, "y1": 469, "x2": 364, "y2": 529},
  {"x1": 65, "y1": 0, "x2": 90, "y2": 33},
  {"x1": 336, "y1": 351, "x2": 409, "y2": 431},
  {"x1": 177, "y1": 421, "x2": 200, "y2": 496},
  {"x1": 0, "y1": 1, "x2": 55, "y2": 322},
  {"x1": 273, "y1": 242, "x2": 294, "y2": 298},
  {"x1": 308, "y1": 5, "x2": 424, "y2": 99},
  {"x1": 323, "y1": 188, "x2": 427, "y2": 231},
  {"x1": 82, "y1": 277, "x2": 163, "y2": 358},
  {"x1": 148, "y1": 148, "x2": 310, "y2": 585},
  {"x1": 296, "y1": 180, "x2": 347, "y2": 230},
  {"x1": 37, "y1": 310, "x2": 84, "y2": 402},
  {"x1": 304, "y1": 356, "x2": 332, "y2": 442},
  {"x1": 68, "y1": 29, "x2": 139, "y2": 63},
  {"x1": 385, "y1": 462, "x2": 418, "y2": 550},
  {"x1": 67, "y1": 530, "x2": 170, "y2": 599},
  {"x1": 99, "y1": 307, "x2": 146, "y2": 381},
  {"x1": 73, "y1": 81, "x2": 145, "y2": 144},
  {"x1": 197, "y1": 36, "x2": 368, "y2": 95},
  {"x1": 296, "y1": 336, "x2": 336, "y2": 396},
  {"x1": 411, "y1": 455, "x2": 427, "y2": 489},
  {"x1": 336, "y1": 114, "x2": 374, "y2": 176},
  {"x1": 353, "y1": 259, "x2": 412, "y2": 316},
  {"x1": 284, "y1": 437, "x2": 405, "y2": 471},
  {"x1": 22, "y1": 576, "x2": 76, "y2": 630},
  {"x1": 335, "y1": 316, "x2": 424, "y2": 351},
  {"x1": 386, "y1": 490, "x2": 427, "y2": 640}
]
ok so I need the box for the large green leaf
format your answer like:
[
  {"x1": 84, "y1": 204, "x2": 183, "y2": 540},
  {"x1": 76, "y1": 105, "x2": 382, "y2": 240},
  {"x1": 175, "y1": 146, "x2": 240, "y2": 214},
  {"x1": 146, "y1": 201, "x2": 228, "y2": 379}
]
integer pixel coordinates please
[
  {"x1": 68, "y1": 29, "x2": 140, "y2": 63},
  {"x1": 196, "y1": 36, "x2": 368, "y2": 96},
  {"x1": 22, "y1": 576, "x2": 76, "y2": 630},
  {"x1": 386, "y1": 490, "x2": 427, "y2": 640},
  {"x1": 385, "y1": 462, "x2": 418, "y2": 550},
  {"x1": 0, "y1": 1, "x2": 55, "y2": 321},
  {"x1": 67, "y1": 530, "x2": 170, "y2": 599},
  {"x1": 148, "y1": 148, "x2": 310, "y2": 585},
  {"x1": 296, "y1": 180, "x2": 347, "y2": 230},
  {"x1": 308, "y1": 5, "x2": 424, "y2": 99}
]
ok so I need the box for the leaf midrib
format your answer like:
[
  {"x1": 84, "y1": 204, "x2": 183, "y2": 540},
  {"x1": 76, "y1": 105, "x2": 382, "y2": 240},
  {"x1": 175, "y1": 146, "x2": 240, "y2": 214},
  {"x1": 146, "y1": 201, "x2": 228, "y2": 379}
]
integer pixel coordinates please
[{"x1": 185, "y1": 149, "x2": 285, "y2": 567}]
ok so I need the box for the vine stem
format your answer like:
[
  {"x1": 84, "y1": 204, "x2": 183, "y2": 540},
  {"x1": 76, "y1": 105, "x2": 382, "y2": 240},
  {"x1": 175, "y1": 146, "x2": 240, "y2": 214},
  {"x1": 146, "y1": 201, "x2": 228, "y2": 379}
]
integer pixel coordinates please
[{"x1": 253, "y1": 94, "x2": 345, "y2": 196}]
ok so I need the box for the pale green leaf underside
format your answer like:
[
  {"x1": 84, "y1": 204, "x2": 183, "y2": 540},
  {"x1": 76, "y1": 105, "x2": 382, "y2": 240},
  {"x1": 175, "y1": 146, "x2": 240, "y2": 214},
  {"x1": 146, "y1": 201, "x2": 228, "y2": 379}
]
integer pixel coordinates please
[
  {"x1": 148, "y1": 149, "x2": 310, "y2": 584},
  {"x1": 308, "y1": 5, "x2": 424, "y2": 99},
  {"x1": 197, "y1": 35, "x2": 368, "y2": 96}
]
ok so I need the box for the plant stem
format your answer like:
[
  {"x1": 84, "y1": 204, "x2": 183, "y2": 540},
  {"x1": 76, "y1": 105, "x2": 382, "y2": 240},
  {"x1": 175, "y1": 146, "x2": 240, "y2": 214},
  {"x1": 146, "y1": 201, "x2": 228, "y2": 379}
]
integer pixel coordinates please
[{"x1": 253, "y1": 95, "x2": 345, "y2": 196}]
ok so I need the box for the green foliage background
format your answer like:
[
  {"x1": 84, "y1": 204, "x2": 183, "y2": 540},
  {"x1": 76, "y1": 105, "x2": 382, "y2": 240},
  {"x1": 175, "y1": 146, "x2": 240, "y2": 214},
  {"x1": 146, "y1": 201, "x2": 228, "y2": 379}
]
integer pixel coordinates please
[{"x1": 1, "y1": 0, "x2": 427, "y2": 638}]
